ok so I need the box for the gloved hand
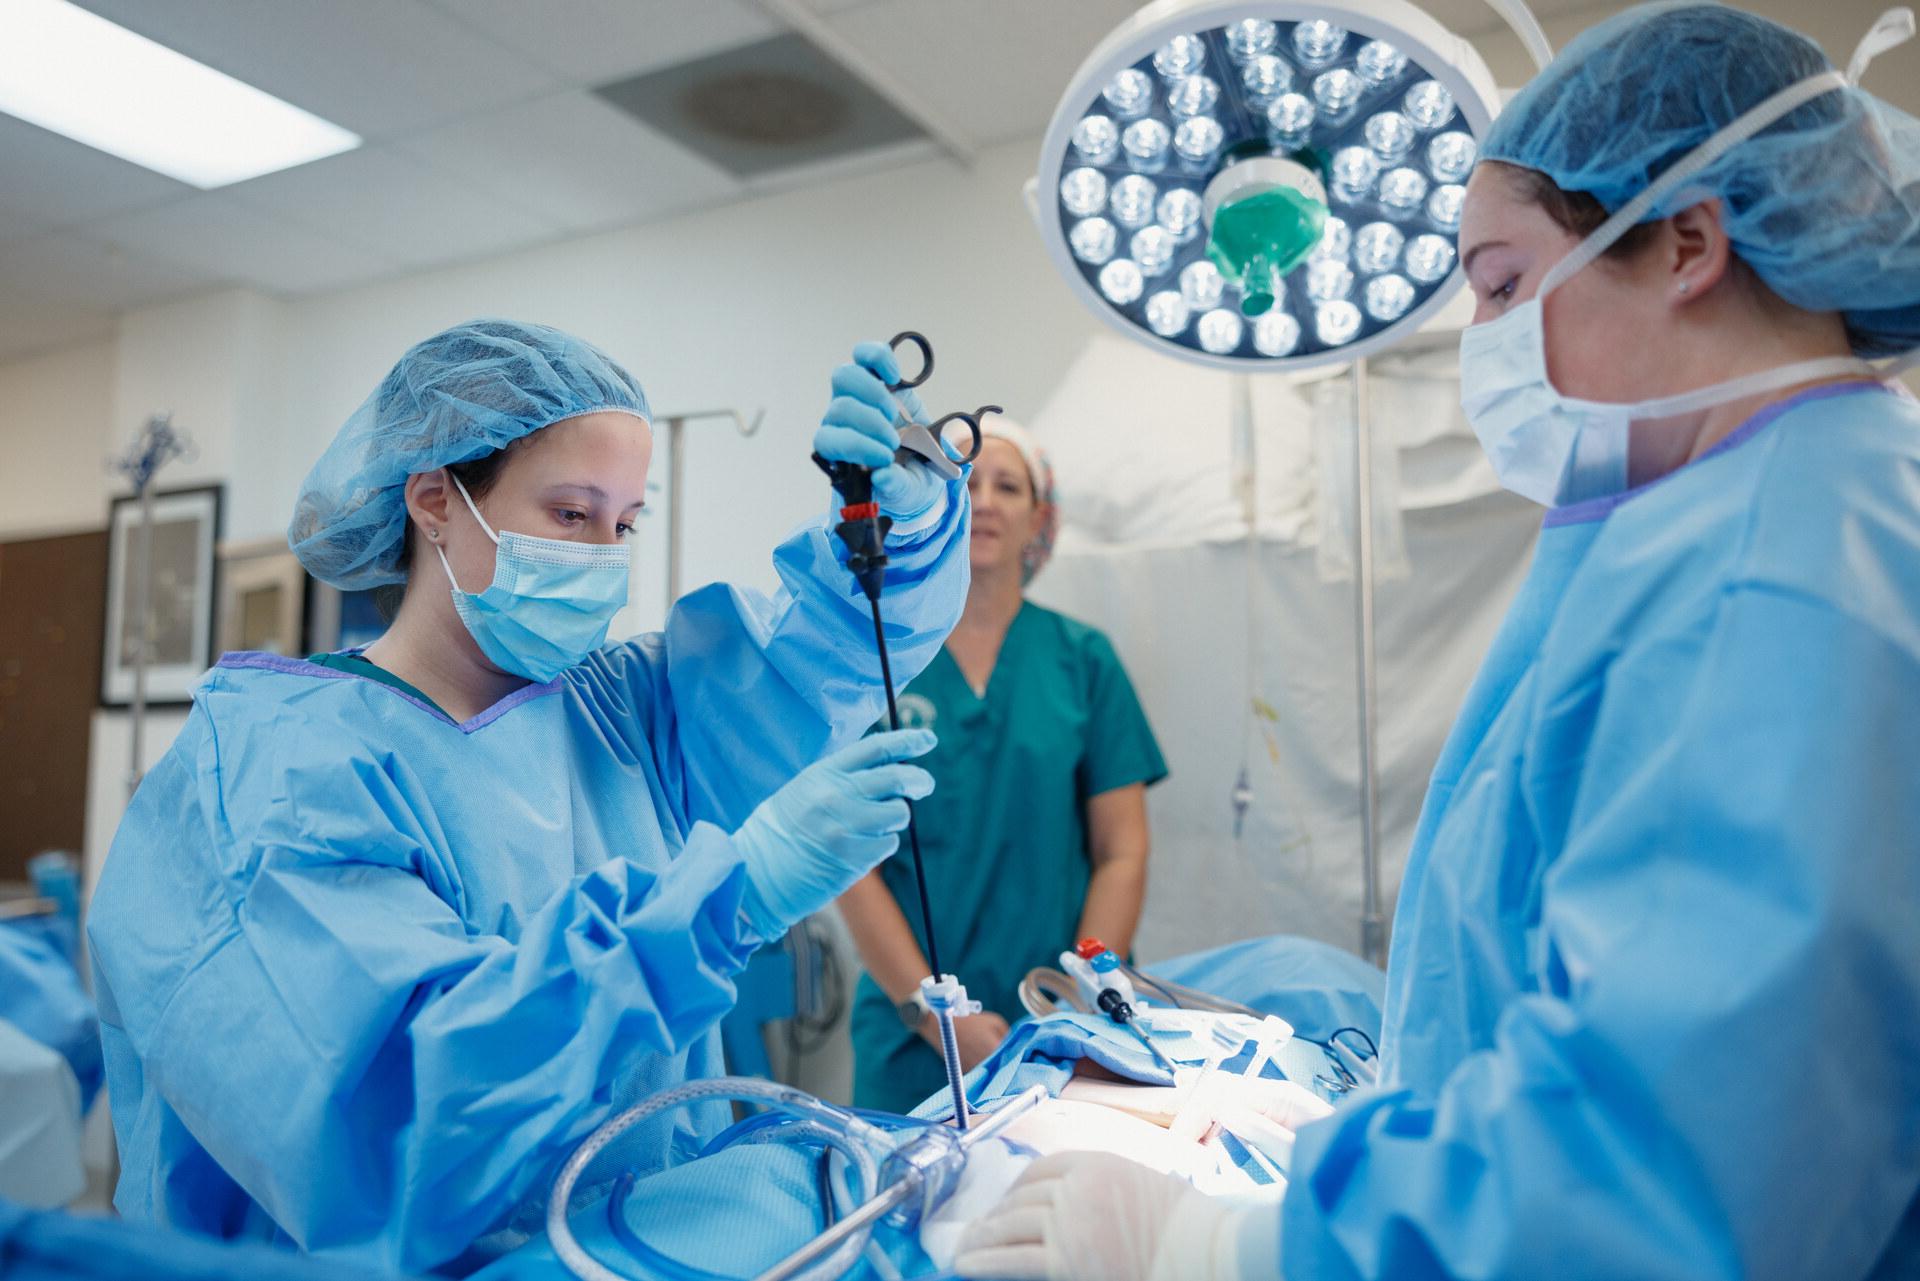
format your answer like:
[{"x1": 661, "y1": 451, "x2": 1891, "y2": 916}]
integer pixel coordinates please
[
  {"x1": 1241, "y1": 1077, "x2": 1332, "y2": 1129},
  {"x1": 813, "y1": 341, "x2": 943, "y2": 524},
  {"x1": 735, "y1": 729, "x2": 936, "y2": 937},
  {"x1": 955, "y1": 1152, "x2": 1263, "y2": 1281}
]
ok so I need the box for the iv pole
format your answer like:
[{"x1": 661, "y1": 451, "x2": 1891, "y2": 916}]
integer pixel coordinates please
[
  {"x1": 661, "y1": 408, "x2": 764, "y2": 607},
  {"x1": 1350, "y1": 358, "x2": 1387, "y2": 968},
  {"x1": 110, "y1": 413, "x2": 194, "y2": 800}
]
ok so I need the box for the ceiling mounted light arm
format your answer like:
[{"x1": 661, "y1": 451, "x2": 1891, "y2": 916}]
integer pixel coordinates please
[
  {"x1": 1028, "y1": 0, "x2": 1501, "y2": 372},
  {"x1": 1483, "y1": 0, "x2": 1555, "y2": 72}
]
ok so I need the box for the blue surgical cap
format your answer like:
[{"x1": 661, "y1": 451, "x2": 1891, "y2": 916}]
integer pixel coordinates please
[
  {"x1": 289, "y1": 319, "x2": 651, "y2": 590},
  {"x1": 1481, "y1": 2, "x2": 1920, "y2": 356}
]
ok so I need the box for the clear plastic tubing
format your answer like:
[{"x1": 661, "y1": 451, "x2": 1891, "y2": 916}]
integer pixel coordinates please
[{"x1": 548, "y1": 1076, "x2": 888, "y2": 1281}]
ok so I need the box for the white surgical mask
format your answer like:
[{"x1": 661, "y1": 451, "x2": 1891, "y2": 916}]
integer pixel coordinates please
[{"x1": 1459, "y1": 14, "x2": 1917, "y2": 507}]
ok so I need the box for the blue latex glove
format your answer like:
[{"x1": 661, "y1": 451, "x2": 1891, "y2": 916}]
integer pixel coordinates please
[
  {"x1": 813, "y1": 342, "x2": 942, "y2": 523},
  {"x1": 735, "y1": 728, "x2": 936, "y2": 935}
]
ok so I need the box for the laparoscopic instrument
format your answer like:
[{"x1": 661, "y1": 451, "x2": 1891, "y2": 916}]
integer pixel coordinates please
[
  {"x1": 1058, "y1": 938, "x2": 1179, "y2": 1076},
  {"x1": 811, "y1": 330, "x2": 1001, "y2": 1132}
]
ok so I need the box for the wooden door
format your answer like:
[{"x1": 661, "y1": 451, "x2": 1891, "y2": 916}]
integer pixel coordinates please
[{"x1": 0, "y1": 530, "x2": 107, "y2": 879}]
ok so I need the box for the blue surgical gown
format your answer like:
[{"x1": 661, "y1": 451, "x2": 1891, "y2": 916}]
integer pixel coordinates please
[
  {"x1": 86, "y1": 493, "x2": 968, "y2": 1276},
  {"x1": 1283, "y1": 383, "x2": 1920, "y2": 1280}
]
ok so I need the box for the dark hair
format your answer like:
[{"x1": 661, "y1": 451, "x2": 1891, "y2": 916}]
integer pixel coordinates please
[
  {"x1": 1497, "y1": 160, "x2": 1788, "y2": 314},
  {"x1": 1496, "y1": 162, "x2": 1661, "y2": 262},
  {"x1": 373, "y1": 448, "x2": 514, "y2": 623}
]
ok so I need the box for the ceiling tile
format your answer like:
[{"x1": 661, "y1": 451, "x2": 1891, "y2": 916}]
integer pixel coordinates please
[
  {"x1": 428, "y1": 0, "x2": 779, "y2": 84},
  {"x1": 0, "y1": 232, "x2": 212, "y2": 310},
  {"x1": 0, "y1": 115, "x2": 192, "y2": 230},
  {"x1": 230, "y1": 144, "x2": 565, "y2": 268},
  {"x1": 95, "y1": 194, "x2": 397, "y2": 295},
  {"x1": 71, "y1": 0, "x2": 563, "y2": 139},
  {"x1": 816, "y1": 0, "x2": 1145, "y2": 147},
  {"x1": 396, "y1": 91, "x2": 741, "y2": 234}
]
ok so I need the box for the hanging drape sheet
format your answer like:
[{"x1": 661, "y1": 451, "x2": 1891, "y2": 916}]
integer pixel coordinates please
[{"x1": 1022, "y1": 335, "x2": 1542, "y2": 959}]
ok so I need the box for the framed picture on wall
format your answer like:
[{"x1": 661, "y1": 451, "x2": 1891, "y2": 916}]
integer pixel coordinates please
[
  {"x1": 100, "y1": 485, "x2": 223, "y2": 707},
  {"x1": 215, "y1": 538, "x2": 310, "y2": 659}
]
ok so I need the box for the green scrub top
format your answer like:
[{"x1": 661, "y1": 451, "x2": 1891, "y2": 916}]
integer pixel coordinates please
[
  {"x1": 305, "y1": 651, "x2": 450, "y2": 719},
  {"x1": 849, "y1": 602, "x2": 1167, "y2": 1113}
]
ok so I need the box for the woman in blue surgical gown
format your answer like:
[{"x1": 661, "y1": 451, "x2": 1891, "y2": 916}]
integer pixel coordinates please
[
  {"x1": 958, "y1": 6, "x2": 1920, "y2": 1280},
  {"x1": 87, "y1": 319, "x2": 968, "y2": 1274}
]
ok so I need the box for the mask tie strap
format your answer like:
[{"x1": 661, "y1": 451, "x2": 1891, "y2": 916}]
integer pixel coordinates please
[
  {"x1": 1848, "y1": 7, "x2": 1915, "y2": 84},
  {"x1": 1625, "y1": 356, "x2": 1879, "y2": 420},
  {"x1": 450, "y1": 472, "x2": 501, "y2": 545}
]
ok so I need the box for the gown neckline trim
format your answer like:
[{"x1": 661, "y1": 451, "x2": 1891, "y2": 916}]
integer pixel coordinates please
[
  {"x1": 1542, "y1": 380, "x2": 1890, "y2": 529},
  {"x1": 215, "y1": 651, "x2": 562, "y2": 733}
]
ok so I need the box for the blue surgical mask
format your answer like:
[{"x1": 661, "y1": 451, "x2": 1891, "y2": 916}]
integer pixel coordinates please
[{"x1": 435, "y1": 475, "x2": 631, "y2": 682}]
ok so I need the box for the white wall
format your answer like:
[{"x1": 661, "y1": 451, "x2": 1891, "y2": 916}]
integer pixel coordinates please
[{"x1": 0, "y1": 339, "x2": 117, "y2": 540}]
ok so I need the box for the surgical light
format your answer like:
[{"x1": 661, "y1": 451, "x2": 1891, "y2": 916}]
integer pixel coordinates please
[
  {"x1": 1105, "y1": 69, "x2": 1155, "y2": 118},
  {"x1": 0, "y1": 0, "x2": 360, "y2": 189},
  {"x1": 1029, "y1": 0, "x2": 1547, "y2": 978},
  {"x1": 1175, "y1": 115, "x2": 1227, "y2": 162},
  {"x1": 1159, "y1": 187, "x2": 1205, "y2": 239},
  {"x1": 1070, "y1": 217, "x2": 1118, "y2": 264},
  {"x1": 1197, "y1": 308, "x2": 1246, "y2": 353},
  {"x1": 1267, "y1": 92, "x2": 1316, "y2": 144},
  {"x1": 1111, "y1": 173, "x2": 1159, "y2": 227},
  {"x1": 1180, "y1": 259, "x2": 1227, "y2": 309},
  {"x1": 1168, "y1": 74, "x2": 1223, "y2": 117},
  {"x1": 1132, "y1": 225, "x2": 1179, "y2": 275},
  {"x1": 1242, "y1": 54, "x2": 1293, "y2": 100},
  {"x1": 1406, "y1": 232, "x2": 1456, "y2": 282},
  {"x1": 1226, "y1": 19, "x2": 1280, "y2": 61},
  {"x1": 1123, "y1": 117, "x2": 1172, "y2": 167},
  {"x1": 1313, "y1": 68, "x2": 1364, "y2": 114},
  {"x1": 1425, "y1": 183, "x2": 1466, "y2": 229},
  {"x1": 1099, "y1": 258, "x2": 1145, "y2": 304},
  {"x1": 1061, "y1": 168, "x2": 1109, "y2": 217},
  {"x1": 1353, "y1": 221, "x2": 1405, "y2": 274},
  {"x1": 1073, "y1": 114, "x2": 1121, "y2": 163},
  {"x1": 1293, "y1": 20, "x2": 1348, "y2": 66},
  {"x1": 1029, "y1": 0, "x2": 1499, "y2": 370},
  {"x1": 1365, "y1": 111, "x2": 1415, "y2": 161},
  {"x1": 1427, "y1": 131, "x2": 1478, "y2": 183},
  {"x1": 1146, "y1": 290, "x2": 1193, "y2": 336}
]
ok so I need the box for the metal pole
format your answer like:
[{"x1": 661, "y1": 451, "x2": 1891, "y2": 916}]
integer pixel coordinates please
[
  {"x1": 127, "y1": 468, "x2": 156, "y2": 799},
  {"x1": 1351, "y1": 358, "x2": 1387, "y2": 968},
  {"x1": 112, "y1": 413, "x2": 192, "y2": 800},
  {"x1": 667, "y1": 416, "x2": 685, "y2": 606}
]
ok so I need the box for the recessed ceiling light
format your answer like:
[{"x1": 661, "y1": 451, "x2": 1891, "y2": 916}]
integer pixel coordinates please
[{"x1": 0, "y1": 0, "x2": 360, "y2": 189}]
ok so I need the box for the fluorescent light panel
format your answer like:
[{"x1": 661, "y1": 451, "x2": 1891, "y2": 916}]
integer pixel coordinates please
[{"x1": 0, "y1": 0, "x2": 360, "y2": 189}]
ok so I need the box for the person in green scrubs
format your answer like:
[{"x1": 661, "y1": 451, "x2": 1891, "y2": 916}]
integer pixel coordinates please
[{"x1": 841, "y1": 415, "x2": 1167, "y2": 1114}]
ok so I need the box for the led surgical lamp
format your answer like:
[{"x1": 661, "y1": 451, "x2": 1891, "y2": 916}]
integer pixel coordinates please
[{"x1": 1029, "y1": 0, "x2": 1551, "y2": 962}]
